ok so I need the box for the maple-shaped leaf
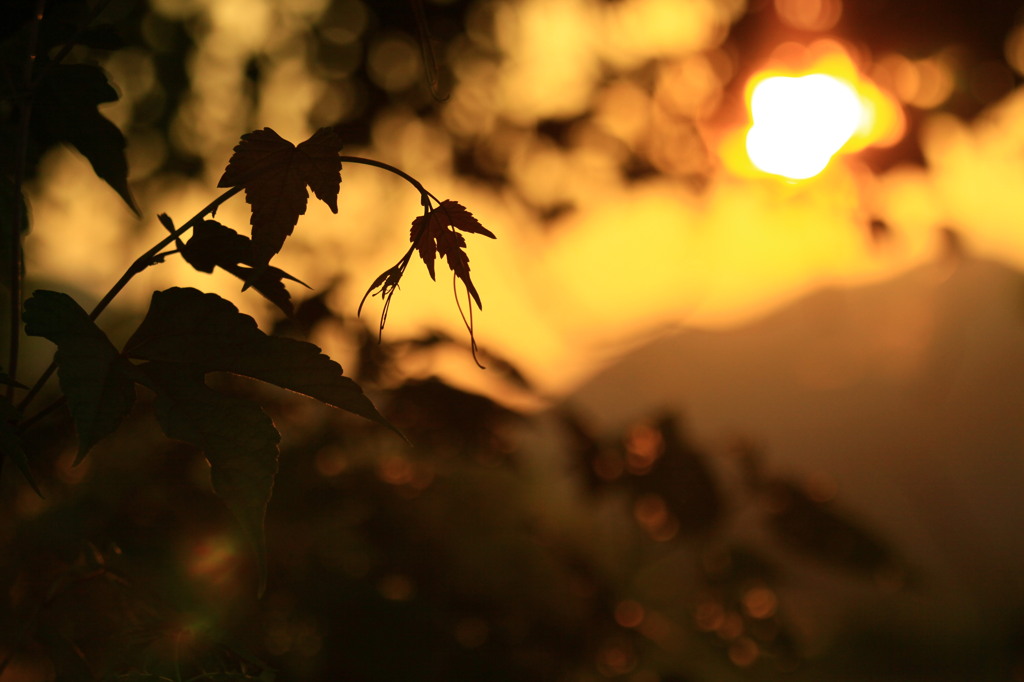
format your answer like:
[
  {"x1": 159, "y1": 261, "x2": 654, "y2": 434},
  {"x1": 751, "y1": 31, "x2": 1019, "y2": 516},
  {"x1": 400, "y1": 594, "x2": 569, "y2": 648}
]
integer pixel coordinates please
[
  {"x1": 123, "y1": 288, "x2": 396, "y2": 434},
  {"x1": 217, "y1": 127, "x2": 343, "y2": 266},
  {"x1": 23, "y1": 290, "x2": 136, "y2": 462},
  {"x1": 138, "y1": 362, "x2": 279, "y2": 596},
  {"x1": 411, "y1": 200, "x2": 495, "y2": 309},
  {"x1": 176, "y1": 218, "x2": 309, "y2": 315}
]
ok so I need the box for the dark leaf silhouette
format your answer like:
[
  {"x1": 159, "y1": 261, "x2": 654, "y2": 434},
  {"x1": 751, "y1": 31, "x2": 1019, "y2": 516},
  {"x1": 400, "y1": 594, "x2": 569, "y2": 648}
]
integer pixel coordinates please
[
  {"x1": 138, "y1": 362, "x2": 279, "y2": 597},
  {"x1": 23, "y1": 290, "x2": 136, "y2": 462},
  {"x1": 0, "y1": 398, "x2": 42, "y2": 496},
  {"x1": 175, "y1": 218, "x2": 309, "y2": 315},
  {"x1": 361, "y1": 199, "x2": 495, "y2": 364},
  {"x1": 123, "y1": 288, "x2": 395, "y2": 433},
  {"x1": 33, "y1": 64, "x2": 138, "y2": 214},
  {"x1": 411, "y1": 199, "x2": 495, "y2": 309},
  {"x1": 217, "y1": 126, "x2": 343, "y2": 266}
]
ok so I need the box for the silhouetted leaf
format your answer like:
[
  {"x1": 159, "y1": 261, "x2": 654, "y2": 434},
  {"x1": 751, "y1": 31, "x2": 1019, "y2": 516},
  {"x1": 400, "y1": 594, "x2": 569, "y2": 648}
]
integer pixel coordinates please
[
  {"x1": 33, "y1": 63, "x2": 138, "y2": 214},
  {"x1": 0, "y1": 397, "x2": 41, "y2": 496},
  {"x1": 123, "y1": 288, "x2": 395, "y2": 433},
  {"x1": 23, "y1": 290, "x2": 136, "y2": 462},
  {"x1": 178, "y1": 219, "x2": 308, "y2": 315},
  {"x1": 411, "y1": 199, "x2": 495, "y2": 308},
  {"x1": 217, "y1": 126, "x2": 343, "y2": 266},
  {"x1": 137, "y1": 362, "x2": 279, "y2": 597}
]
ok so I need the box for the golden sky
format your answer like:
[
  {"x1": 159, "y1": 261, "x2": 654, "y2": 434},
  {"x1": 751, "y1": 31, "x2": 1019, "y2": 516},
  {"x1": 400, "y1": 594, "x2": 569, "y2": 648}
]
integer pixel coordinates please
[{"x1": 22, "y1": 0, "x2": 1024, "y2": 397}]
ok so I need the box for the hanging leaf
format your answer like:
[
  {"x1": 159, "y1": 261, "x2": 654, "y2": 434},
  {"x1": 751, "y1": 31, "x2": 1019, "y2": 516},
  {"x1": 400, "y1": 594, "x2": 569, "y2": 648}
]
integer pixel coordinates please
[
  {"x1": 23, "y1": 290, "x2": 136, "y2": 462},
  {"x1": 217, "y1": 126, "x2": 343, "y2": 266},
  {"x1": 0, "y1": 398, "x2": 42, "y2": 496},
  {"x1": 411, "y1": 199, "x2": 495, "y2": 309},
  {"x1": 178, "y1": 219, "x2": 309, "y2": 315},
  {"x1": 32, "y1": 63, "x2": 138, "y2": 214},
  {"x1": 137, "y1": 362, "x2": 279, "y2": 597},
  {"x1": 123, "y1": 288, "x2": 396, "y2": 433}
]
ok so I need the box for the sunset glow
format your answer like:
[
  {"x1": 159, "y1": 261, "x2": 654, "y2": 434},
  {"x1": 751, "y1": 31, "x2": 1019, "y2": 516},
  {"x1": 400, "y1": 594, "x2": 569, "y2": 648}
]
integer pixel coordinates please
[
  {"x1": 725, "y1": 40, "x2": 906, "y2": 181},
  {"x1": 745, "y1": 74, "x2": 864, "y2": 179}
]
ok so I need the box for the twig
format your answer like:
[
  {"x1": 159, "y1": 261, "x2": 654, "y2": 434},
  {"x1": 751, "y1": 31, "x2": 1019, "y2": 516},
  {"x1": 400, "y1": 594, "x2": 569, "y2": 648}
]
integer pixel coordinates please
[
  {"x1": 17, "y1": 185, "x2": 244, "y2": 417},
  {"x1": 7, "y1": 0, "x2": 47, "y2": 403}
]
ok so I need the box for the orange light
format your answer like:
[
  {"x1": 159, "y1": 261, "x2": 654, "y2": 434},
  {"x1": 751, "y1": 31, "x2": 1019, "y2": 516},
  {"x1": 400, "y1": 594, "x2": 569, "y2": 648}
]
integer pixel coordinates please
[
  {"x1": 723, "y1": 40, "x2": 905, "y2": 180},
  {"x1": 747, "y1": 73, "x2": 863, "y2": 179}
]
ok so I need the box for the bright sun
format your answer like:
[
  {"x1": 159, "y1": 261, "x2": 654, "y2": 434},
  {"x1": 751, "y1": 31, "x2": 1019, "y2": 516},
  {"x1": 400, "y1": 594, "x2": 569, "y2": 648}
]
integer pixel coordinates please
[{"x1": 746, "y1": 73, "x2": 865, "y2": 180}]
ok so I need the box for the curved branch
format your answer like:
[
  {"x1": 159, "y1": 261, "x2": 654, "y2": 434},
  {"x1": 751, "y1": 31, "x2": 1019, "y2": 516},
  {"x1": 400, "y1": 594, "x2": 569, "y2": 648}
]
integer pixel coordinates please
[{"x1": 17, "y1": 185, "x2": 244, "y2": 415}]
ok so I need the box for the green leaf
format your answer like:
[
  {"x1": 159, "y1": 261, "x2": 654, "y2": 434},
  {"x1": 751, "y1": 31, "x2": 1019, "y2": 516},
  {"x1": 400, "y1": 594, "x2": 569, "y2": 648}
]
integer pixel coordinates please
[
  {"x1": 138, "y1": 362, "x2": 279, "y2": 596},
  {"x1": 32, "y1": 63, "x2": 138, "y2": 214},
  {"x1": 123, "y1": 288, "x2": 397, "y2": 434},
  {"x1": 23, "y1": 290, "x2": 136, "y2": 462},
  {"x1": 0, "y1": 398, "x2": 42, "y2": 496}
]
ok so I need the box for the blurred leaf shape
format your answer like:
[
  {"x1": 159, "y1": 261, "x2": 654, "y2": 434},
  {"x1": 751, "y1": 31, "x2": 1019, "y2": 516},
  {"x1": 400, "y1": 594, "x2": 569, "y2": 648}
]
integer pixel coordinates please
[
  {"x1": 631, "y1": 415, "x2": 724, "y2": 537},
  {"x1": 123, "y1": 287, "x2": 395, "y2": 433},
  {"x1": 23, "y1": 290, "x2": 136, "y2": 463},
  {"x1": 386, "y1": 377, "x2": 517, "y2": 457},
  {"x1": 32, "y1": 63, "x2": 138, "y2": 214},
  {"x1": 217, "y1": 126, "x2": 343, "y2": 266},
  {"x1": 762, "y1": 479, "x2": 897, "y2": 576},
  {"x1": 139, "y1": 362, "x2": 279, "y2": 597}
]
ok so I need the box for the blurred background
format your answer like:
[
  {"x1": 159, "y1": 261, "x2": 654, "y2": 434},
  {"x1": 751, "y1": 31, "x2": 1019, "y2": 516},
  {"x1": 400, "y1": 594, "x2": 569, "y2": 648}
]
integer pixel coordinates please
[{"x1": 4, "y1": 0, "x2": 1024, "y2": 680}]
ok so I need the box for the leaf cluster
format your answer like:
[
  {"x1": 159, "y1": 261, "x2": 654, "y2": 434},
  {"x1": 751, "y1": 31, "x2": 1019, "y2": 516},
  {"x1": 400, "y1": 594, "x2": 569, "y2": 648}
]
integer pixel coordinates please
[
  {"x1": 1, "y1": 1, "x2": 136, "y2": 213},
  {"x1": 0, "y1": 2, "x2": 503, "y2": 676}
]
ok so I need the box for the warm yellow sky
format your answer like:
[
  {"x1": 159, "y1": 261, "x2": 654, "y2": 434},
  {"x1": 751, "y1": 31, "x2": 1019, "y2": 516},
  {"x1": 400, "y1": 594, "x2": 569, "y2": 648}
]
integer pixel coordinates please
[{"x1": 23, "y1": 0, "x2": 1024, "y2": 397}]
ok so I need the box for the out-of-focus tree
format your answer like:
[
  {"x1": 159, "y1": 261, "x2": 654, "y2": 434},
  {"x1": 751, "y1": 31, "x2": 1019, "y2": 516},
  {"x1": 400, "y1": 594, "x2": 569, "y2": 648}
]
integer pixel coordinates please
[{"x1": 3, "y1": 1, "x2": 1024, "y2": 681}]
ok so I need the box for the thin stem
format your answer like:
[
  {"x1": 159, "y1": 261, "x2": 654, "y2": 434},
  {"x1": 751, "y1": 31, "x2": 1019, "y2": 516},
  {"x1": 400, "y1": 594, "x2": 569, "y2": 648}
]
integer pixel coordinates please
[
  {"x1": 7, "y1": 0, "x2": 46, "y2": 403},
  {"x1": 19, "y1": 154, "x2": 437, "y2": 420},
  {"x1": 17, "y1": 185, "x2": 244, "y2": 416},
  {"x1": 338, "y1": 155, "x2": 440, "y2": 205},
  {"x1": 88, "y1": 185, "x2": 243, "y2": 323}
]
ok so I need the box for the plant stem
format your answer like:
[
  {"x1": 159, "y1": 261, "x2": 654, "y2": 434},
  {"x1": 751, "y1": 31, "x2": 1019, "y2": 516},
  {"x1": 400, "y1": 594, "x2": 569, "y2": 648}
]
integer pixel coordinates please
[
  {"x1": 88, "y1": 186, "x2": 244, "y2": 322},
  {"x1": 43, "y1": 0, "x2": 115, "y2": 75},
  {"x1": 17, "y1": 185, "x2": 244, "y2": 416},
  {"x1": 7, "y1": 0, "x2": 46, "y2": 403},
  {"x1": 338, "y1": 155, "x2": 440, "y2": 205},
  {"x1": 18, "y1": 156, "x2": 434, "y2": 419}
]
